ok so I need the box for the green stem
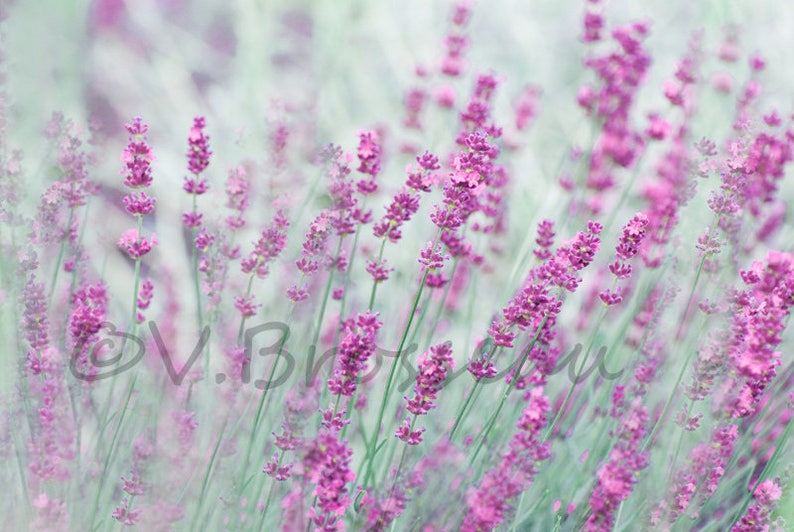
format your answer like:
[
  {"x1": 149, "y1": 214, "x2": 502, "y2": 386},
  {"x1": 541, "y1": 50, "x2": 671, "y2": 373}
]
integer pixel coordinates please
[
  {"x1": 88, "y1": 372, "x2": 138, "y2": 530},
  {"x1": 368, "y1": 238, "x2": 388, "y2": 310},
  {"x1": 314, "y1": 238, "x2": 345, "y2": 409},
  {"x1": 642, "y1": 256, "x2": 706, "y2": 451},
  {"x1": 470, "y1": 317, "x2": 548, "y2": 464},
  {"x1": 729, "y1": 413, "x2": 794, "y2": 527},
  {"x1": 94, "y1": 217, "x2": 145, "y2": 479},
  {"x1": 385, "y1": 415, "x2": 416, "y2": 508},
  {"x1": 667, "y1": 397, "x2": 695, "y2": 487},
  {"x1": 236, "y1": 272, "x2": 257, "y2": 345},
  {"x1": 190, "y1": 418, "x2": 229, "y2": 531},
  {"x1": 543, "y1": 309, "x2": 607, "y2": 442},
  {"x1": 258, "y1": 449, "x2": 286, "y2": 530},
  {"x1": 359, "y1": 269, "x2": 429, "y2": 490},
  {"x1": 448, "y1": 343, "x2": 499, "y2": 441},
  {"x1": 48, "y1": 207, "x2": 74, "y2": 303},
  {"x1": 238, "y1": 318, "x2": 292, "y2": 489},
  {"x1": 191, "y1": 240, "x2": 203, "y2": 327}
]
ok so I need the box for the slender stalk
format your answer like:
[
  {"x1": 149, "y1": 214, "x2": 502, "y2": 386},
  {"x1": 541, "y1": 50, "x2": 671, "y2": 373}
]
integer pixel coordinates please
[
  {"x1": 359, "y1": 269, "x2": 429, "y2": 490},
  {"x1": 190, "y1": 418, "x2": 229, "y2": 531},
  {"x1": 368, "y1": 238, "x2": 388, "y2": 310},
  {"x1": 236, "y1": 272, "x2": 258, "y2": 344},
  {"x1": 543, "y1": 309, "x2": 606, "y2": 443},
  {"x1": 88, "y1": 372, "x2": 138, "y2": 530},
  {"x1": 238, "y1": 315, "x2": 292, "y2": 489},
  {"x1": 469, "y1": 317, "x2": 548, "y2": 465},
  {"x1": 642, "y1": 256, "x2": 706, "y2": 451},
  {"x1": 190, "y1": 194, "x2": 203, "y2": 328},
  {"x1": 93, "y1": 216, "x2": 146, "y2": 482},
  {"x1": 257, "y1": 448, "x2": 286, "y2": 529},
  {"x1": 729, "y1": 413, "x2": 794, "y2": 527},
  {"x1": 448, "y1": 343, "x2": 499, "y2": 441},
  {"x1": 48, "y1": 207, "x2": 74, "y2": 303}
]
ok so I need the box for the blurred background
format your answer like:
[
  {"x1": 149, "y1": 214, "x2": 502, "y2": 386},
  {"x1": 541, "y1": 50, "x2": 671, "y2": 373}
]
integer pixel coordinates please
[{"x1": 4, "y1": 0, "x2": 794, "y2": 527}]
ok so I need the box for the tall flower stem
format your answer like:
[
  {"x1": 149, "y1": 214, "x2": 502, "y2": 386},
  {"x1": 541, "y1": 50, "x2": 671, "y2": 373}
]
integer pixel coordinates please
[
  {"x1": 469, "y1": 316, "x2": 548, "y2": 465},
  {"x1": 543, "y1": 309, "x2": 606, "y2": 443},
  {"x1": 190, "y1": 418, "x2": 229, "y2": 531},
  {"x1": 257, "y1": 448, "x2": 287, "y2": 529},
  {"x1": 47, "y1": 206, "x2": 74, "y2": 303},
  {"x1": 238, "y1": 305, "x2": 296, "y2": 491},
  {"x1": 94, "y1": 215, "x2": 145, "y2": 461},
  {"x1": 359, "y1": 269, "x2": 429, "y2": 490},
  {"x1": 191, "y1": 194, "x2": 204, "y2": 328},
  {"x1": 642, "y1": 255, "x2": 706, "y2": 451},
  {"x1": 314, "y1": 238, "x2": 345, "y2": 407},
  {"x1": 730, "y1": 415, "x2": 793, "y2": 527},
  {"x1": 368, "y1": 238, "x2": 388, "y2": 310},
  {"x1": 448, "y1": 342, "x2": 499, "y2": 441}
]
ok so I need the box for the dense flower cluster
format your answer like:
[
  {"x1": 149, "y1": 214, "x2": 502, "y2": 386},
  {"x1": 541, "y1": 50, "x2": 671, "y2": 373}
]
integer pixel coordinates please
[
  {"x1": 483, "y1": 221, "x2": 602, "y2": 362},
  {"x1": 578, "y1": 19, "x2": 651, "y2": 213},
  {"x1": 240, "y1": 210, "x2": 290, "y2": 279},
  {"x1": 600, "y1": 212, "x2": 649, "y2": 305},
  {"x1": 121, "y1": 118, "x2": 153, "y2": 188},
  {"x1": 463, "y1": 387, "x2": 551, "y2": 530},
  {"x1": 396, "y1": 342, "x2": 454, "y2": 445},
  {"x1": 182, "y1": 116, "x2": 211, "y2": 228},
  {"x1": 120, "y1": 118, "x2": 158, "y2": 266},
  {"x1": 355, "y1": 130, "x2": 381, "y2": 192},
  {"x1": 728, "y1": 250, "x2": 794, "y2": 417},
  {"x1": 328, "y1": 311, "x2": 382, "y2": 397},
  {"x1": 732, "y1": 479, "x2": 783, "y2": 532},
  {"x1": 289, "y1": 212, "x2": 332, "y2": 302},
  {"x1": 22, "y1": 275, "x2": 49, "y2": 363},
  {"x1": 430, "y1": 130, "x2": 500, "y2": 269},
  {"x1": 7, "y1": 2, "x2": 794, "y2": 531},
  {"x1": 304, "y1": 429, "x2": 356, "y2": 531},
  {"x1": 586, "y1": 399, "x2": 649, "y2": 530},
  {"x1": 68, "y1": 281, "x2": 109, "y2": 379}
]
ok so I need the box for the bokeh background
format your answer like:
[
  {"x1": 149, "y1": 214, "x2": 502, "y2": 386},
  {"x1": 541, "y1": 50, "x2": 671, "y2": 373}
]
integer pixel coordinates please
[{"x1": 4, "y1": 0, "x2": 794, "y2": 528}]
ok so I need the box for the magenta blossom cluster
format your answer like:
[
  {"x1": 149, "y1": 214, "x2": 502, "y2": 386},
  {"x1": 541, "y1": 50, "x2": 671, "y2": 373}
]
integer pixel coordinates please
[
  {"x1": 600, "y1": 212, "x2": 649, "y2": 305},
  {"x1": 372, "y1": 151, "x2": 439, "y2": 244},
  {"x1": 234, "y1": 209, "x2": 290, "y2": 316},
  {"x1": 484, "y1": 221, "x2": 602, "y2": 355},
  {"x1": 121, "y1": 118, "x2": 153, "y2": 189},
  {"x1": 22, "y1": 275, "x2": 49, "y2": 367},
  {"x1": 657, "y1": 425, "x2": 737, "y2": 523},
  {"x1": 68, "y1": 281, "x2": 108, "y2": 379},
  {"x1": 367, "y1": 151, "x2": 440, "y2": 284},
  {"x1": 304, "y1": 429, "x2": 356, "y2": 531},
  {"x1": 121, "y1": 118, "x2": 155, "y2": 215},
  {"x1": 578, "y1": 17, "x2": 650, "y2": 213},
  {"x1": 430, "y1": 130, "x2": 500, "y2": 270},
  {"x1": 396, "y1": 342, "x2": 455, "y2": 445},
  {"x1": 328, "y1": 311, "x2": 383, "y2": 397},
  {"x1": 136, "y1": 278, "x2": 154, "y2": 323},
  {"x1": 288, "y1": 212, "x2": 332, "y2": 302},
  {"x1": 439, "y1": 0, "x2": 471, "y2": 77},
  {"x1": 224, "y1": 166, "x2": 250, "y2": 229},
  {"x1": 118, "y1": 228, "x2": 157, "y2": 260},
  {"x1": 729, "y1": 250, "x2": 794, "y2": 417},
  {"x1": 732, "y1": 479, "x2": 782, "y2": 532},
  {"x1": 355, "y1": 130, "x2": 381, "y2": 193},
  {"x1": 533, "y1": 219, "x2": 555, "y2": 261},
  {"x1": 586, "y1": 399, "x2": 649, "y2": 530},
  {"x1": 463, "y1": 386, "x2": 551, "y2": 530},
  {"x1": 324, "y1": 145, "x2": 361, "y2": 237},
  {"x1": 240, "y1": 210, "x2": 290, "y2": 279},
  {"x1": 182, "y1": 116, "x2": 212, "y2": 228},
  {"x1": 119, "y1": 118, "x2": 157, "y2": 260}
]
